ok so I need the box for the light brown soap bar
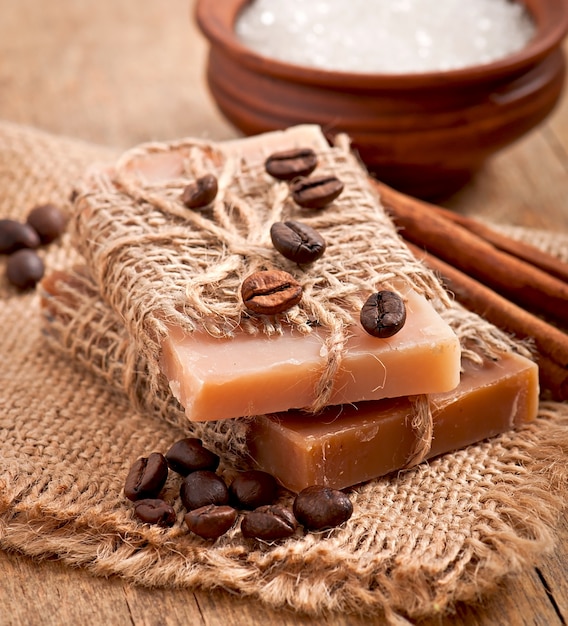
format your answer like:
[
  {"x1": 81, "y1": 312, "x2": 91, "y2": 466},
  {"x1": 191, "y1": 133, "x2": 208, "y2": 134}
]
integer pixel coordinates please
[
  {"x1": 76, "y1": 124, "x2": 460, "y2": 422},
  {"x1": 160, "y1": 284, "x2": 461, "y2": 421},
  {"x1": 245, "y1": 351, "x2": 539, "y2": 492}
]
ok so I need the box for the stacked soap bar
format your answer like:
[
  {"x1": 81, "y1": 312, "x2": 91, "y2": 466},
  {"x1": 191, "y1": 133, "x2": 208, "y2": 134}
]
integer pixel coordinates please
[
  {"x1": 247, "y1": 351, "x2": 538, "y2": 492},
  {"x1": 47, "y1": 124, "x2": 540, "y2": 493},
  {"x1": 40, "y1": 267, "x2": 539, "y2": 493},
  {"x1": 160, "y1": 284, "x2": 460, "y2": 421}
]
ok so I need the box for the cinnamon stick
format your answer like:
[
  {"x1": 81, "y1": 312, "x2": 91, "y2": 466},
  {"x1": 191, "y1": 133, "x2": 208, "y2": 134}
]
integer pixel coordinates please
[
  {"x1": 434, "y1": 206, "x2": 568, "y2": 284},
  {"x1": 377, "y1": 182, "x2": 568, "y2": 285},
  {"x1": 373, "y1": 180, "x2": 568, "y2": 326},
  {"x1": 405, "y1": 241, "x2": 568, "y2": 401}
]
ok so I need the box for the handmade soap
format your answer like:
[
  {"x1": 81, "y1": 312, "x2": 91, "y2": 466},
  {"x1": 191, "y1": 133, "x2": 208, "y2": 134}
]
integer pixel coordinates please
[
  {"x1": 245, "y1": 351, "x2": 539, "y2": 492},
  {"x1": 72, "y1": 124, "x2": 461, "y2": 423},
  {"x1": 160, "y1": 285, "x2": 461, "y2": 421}
]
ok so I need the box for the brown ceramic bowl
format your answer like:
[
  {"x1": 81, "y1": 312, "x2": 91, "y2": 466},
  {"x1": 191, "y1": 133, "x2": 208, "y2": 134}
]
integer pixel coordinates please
[{"x1": 195, "y1": 0, "x2": 568, "y2": 199}]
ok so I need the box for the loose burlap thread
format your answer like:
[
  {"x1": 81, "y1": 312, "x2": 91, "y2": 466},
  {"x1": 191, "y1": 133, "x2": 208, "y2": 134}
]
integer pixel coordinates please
[{"x1": 2, "y1": 120, "x2": 568, "y2": 624}]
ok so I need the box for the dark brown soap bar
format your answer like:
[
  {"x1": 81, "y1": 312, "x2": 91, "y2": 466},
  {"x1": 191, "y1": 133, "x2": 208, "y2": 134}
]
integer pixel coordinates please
[{"x1": 245, "y1": 351, "x2": 539, "y2": 493}]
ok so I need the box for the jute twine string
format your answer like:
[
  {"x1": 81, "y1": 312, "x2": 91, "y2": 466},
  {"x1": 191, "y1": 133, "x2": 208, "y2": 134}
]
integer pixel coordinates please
[{"x1": 3, "y1": 121, "x2": 568, "y2": 624}]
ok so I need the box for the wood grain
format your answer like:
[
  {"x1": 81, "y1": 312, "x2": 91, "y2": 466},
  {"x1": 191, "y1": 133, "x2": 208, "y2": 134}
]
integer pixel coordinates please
[{"x1": 0, "y1": 1, "x2": 567, "y2": 624}]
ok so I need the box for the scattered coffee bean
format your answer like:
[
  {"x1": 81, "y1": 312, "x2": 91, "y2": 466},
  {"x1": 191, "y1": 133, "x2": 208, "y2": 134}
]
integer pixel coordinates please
[
  {"x1": 229, "y1": 470, "x2": 278, "y2": 510},
  {"x1": 184, "y1": 504, "x2": 238, "y2": 539},
  {"x1": 241, "y1": 504, "x2": 298, "y2": 541},
  {"x1": 241, "y1": 269, "x2": 302, "y2": 315},
  {"x1": 0, "y1": 219, "x2": 40, "y2": 254},
  {"x1": 6, "y1": 249, "x2": 45, "y2": 289},
  {"x1": 291, "y1": 175, "x2": 344, "y2": 209},
  {"x1": 26, "y1": 203, "x2": 67, "y2": 244},
  {"x1": 265, "y1": 148, "x2": 318, "y2": 181},
  {"x1": 124, "y1": 452, "x2": 169, "y2": 501},
  {"x1": 133, "y1": 498, "x2": 177, "y2": 527},
  {"x1": 270, "y1": 220, "x2": 326, "y2": 264},
  {"x1": 360, "y1": 290, "x2": 407, "y2": 338},
  {"x1": 180, "y1": 470, "x2": 229, "y2": 511},
  {"x1": 165, "y1": 437, "x2": 220, "y2": 476},
  {"x1": 181, "y1": 174, "x2": 218, "y2": 209},
  {"x1": 293, "y1": 485, "x2": 353, "y2": 531}
]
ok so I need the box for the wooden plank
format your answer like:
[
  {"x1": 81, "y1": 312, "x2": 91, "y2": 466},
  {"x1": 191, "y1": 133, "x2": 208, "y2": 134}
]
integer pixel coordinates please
[
  {"x1": 0, "y1": 547, "x2": 562, "y2": 626},
  {"x1": 443, "y1": 130, "x2": 568, "y2": 232},
  {"x1": 532, "y1": 514, "x2": 568, "y2": 623},
  {"x1": 443, "y1": 41, "x2": 568, "y2": 233},
  {"x1": 0, "y1": 550, "x2": 134, "y2": 626},
  {"x1": 546, "y1": 41, "x2": 568, "y2": 158},
  {"x1": 123, "y1": 585, "x2": 205, "y2": 626},
  {"x1": 0, "y1": 0, "x2": 235, "y2": 147}
]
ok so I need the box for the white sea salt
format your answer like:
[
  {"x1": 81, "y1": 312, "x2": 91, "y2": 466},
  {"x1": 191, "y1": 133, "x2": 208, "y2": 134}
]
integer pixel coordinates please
[{"x1": 235, "y1": 0, "x2": 536, "y2": 74}]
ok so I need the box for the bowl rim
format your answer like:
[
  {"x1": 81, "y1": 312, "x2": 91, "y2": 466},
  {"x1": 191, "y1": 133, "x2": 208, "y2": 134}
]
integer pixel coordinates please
[{"x1": 195, "y1": 0, "x2": 568, "y2": 88}]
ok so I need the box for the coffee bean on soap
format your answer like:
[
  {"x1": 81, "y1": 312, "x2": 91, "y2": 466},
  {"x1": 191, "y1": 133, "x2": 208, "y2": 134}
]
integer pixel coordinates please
[
  {"x1": 293, "y1": 485, "x2": 353, "y2": 531},
  {"x1": 229, "y1": 470, "x2": 278, "y2": 510},
  {"x1": 291, "y1": 175, "x2": 344, "y2": 209},
  {"x1": 133, "y1": 498, "x2": 177, "y2": 527},
  {"x1": 270, "y1": 220, "x2": 326, "y2": 264},
  {"x1": 181, "y1": 174, "x2": 218, "y2": 209},
  {"x1": 6, "y1": 249, "x2": 45, "y2": 289},
  {"x1": 26, "y1": 203, "x2": 67, "y2": 244},
  {"x1": 165, "y1": 437, "x2": 220, "y2": 476},
  {"x1": 241, "y1": 269, "x2": 302, "y2": 315},
  {"x1": 360, "y1": 290, "x2": 407, "y2": 338},
  {"x1": 241, "y1": 504, "x2": 298, "y2": 541},
  {"x1": 124, "y1": 452, "x2": 169, "y2": 501},
  {"x1": 265, "y1": 148, "x2": 318, "y2": 181},
  {"x1": 0, "y1": 219, "x2": 40, "y2": 254},
  {"x1": 184, "y1": 504, "x2": 238, "y2": 539},
  {"x1": 180, "y1": 470, "x2": 229, "y2": 511}
]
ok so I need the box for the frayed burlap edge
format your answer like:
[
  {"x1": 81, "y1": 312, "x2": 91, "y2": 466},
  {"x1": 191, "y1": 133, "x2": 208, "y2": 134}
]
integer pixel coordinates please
[
  {"x1": 1, "y1": 120, "x2": 568, "y2": 624},
  {"x1": 1, "y1": 395, "x2": 567, "y2": 624}
]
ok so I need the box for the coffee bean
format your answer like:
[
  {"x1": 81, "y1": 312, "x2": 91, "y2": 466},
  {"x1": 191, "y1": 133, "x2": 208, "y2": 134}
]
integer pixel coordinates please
[
  {"x1": 181, "y1": 174, "x2": 218, "y2": 209},
  {"x1": 165, "y1": 437, "x2": 220, "y2": 476},
  {"x1": 0, "y1": 219, "x2": 40, "y2": 254},
  {"x1": 270, "y1": 220, "x2": 326, "y2": 264},
  {"x1": 265, "y1": 148, "x2": 318, "y2": 181},
  {"x1": 291, "y1": 175, "x2": 344, "y2": 209},
  {"x1": 229, "y1": 470, "x2": 278, "y2": 510},
  {"x1": 241, "y1": 504, "x2": 298, "y2": 541},
  {"x1": 6, "y1": 249, "x2": 45, "y2": 289},
  {"x1": 293, "y1": 485, "x2": 353, "y2": 531},
  {"x1": 180, "y1": 470, "x2": 229, "y2": 511},
  {"x1": 26, "y1": 203, "x2": 67, "y2": 244},
  {"x1": 360, "y1": 290, "x2": 407, "y2": 338},
  {"x1": 241, "y1": 269, "x2": 302, "y2": 315},
  {"x1": 184, "y1": 504, "x2": 238, "y2": 539},
  {"x1": 124, "y1": 452, "x2": 169, "y2": 501},
  {"x1": 133, "y1": 498, "x2": 177, "y2": 527}
]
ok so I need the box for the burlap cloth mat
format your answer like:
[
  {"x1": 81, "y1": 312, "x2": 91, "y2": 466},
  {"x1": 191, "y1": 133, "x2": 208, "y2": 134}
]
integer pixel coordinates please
[{"x1": 1, "y1": 120, "x2": 568, "y2": 624}]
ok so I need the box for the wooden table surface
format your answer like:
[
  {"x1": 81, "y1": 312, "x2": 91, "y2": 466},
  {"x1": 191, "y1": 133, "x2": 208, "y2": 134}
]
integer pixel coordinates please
[{"x1": 1, "y1": 1, "x2": 567, "y2": 624}]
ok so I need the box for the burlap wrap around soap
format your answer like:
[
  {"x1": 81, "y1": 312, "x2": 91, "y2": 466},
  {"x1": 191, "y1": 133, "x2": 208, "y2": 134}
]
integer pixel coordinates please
[{"x1": 1, "y1": 120, "x2": 568, "y2": 625}]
